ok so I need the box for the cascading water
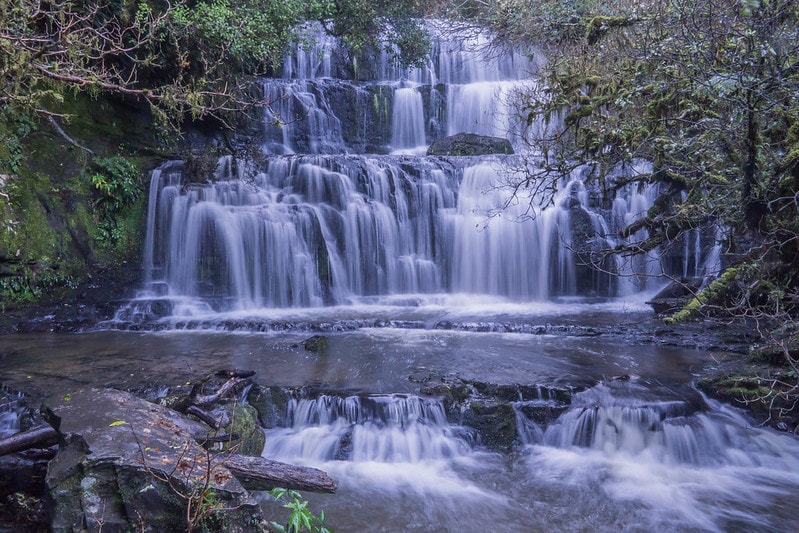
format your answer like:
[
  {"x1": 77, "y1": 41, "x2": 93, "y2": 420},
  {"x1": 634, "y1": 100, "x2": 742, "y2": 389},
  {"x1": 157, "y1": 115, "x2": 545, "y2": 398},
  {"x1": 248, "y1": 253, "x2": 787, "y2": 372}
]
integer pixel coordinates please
[
  {"x1": 390, "y1": 85, "x2": 427, "y2": 154},
  {"x1": 96, "y1": 25, "x2": 794, "y2": 530},
  {"x1": 0, "y1": 17, "x2": 793, "y2": 533},
  {"x1": 118, "y1": 24, "x2": 727, "y2": 322},
  {"x1": 264, "y1": 394, "x2": 473, "y2": 463},
  {"x1": 256, "y1": 380, "x2": 799, "y2": 532}
]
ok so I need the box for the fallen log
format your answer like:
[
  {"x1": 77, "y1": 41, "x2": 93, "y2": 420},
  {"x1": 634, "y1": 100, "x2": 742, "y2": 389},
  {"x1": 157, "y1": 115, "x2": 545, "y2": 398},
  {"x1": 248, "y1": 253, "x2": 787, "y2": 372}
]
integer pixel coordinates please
[
  {"x1": 185, "y1": 405, "x2": 221, "y2": 430},
  {"x1": 225, "y1": 454, "x2": 337, "y2": 494},
  {"x1": 0, "y1": 425, "x2": 59, "y2": 457},
  {"x1": 193, "y1": 377, "x2": 246, "y2": 407}
]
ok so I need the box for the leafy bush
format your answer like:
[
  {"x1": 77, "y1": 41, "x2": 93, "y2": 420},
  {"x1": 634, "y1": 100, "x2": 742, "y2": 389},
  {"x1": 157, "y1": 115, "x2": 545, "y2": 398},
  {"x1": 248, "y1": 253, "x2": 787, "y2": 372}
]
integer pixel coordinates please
[
  {"x1": 268, "y1": 488, "x2": 333, "y2": 533},
  {"x1": 89, "y1": 156, "x2": 142, "y2": 250}
]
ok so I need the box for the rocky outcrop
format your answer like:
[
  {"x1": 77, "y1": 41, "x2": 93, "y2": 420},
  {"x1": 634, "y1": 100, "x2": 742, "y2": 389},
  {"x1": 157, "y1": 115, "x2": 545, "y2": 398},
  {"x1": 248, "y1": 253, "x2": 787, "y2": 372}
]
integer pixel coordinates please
[
  {"x1": 421, "y1": 377, "x2": 574, "y2": 450},
  {"x1": 427, "y1": 133, "x2": 514, "y2": 156},
  {"x1": 42, "y1": 387, "x2": 335, "y2": 532},
  {"x1": 44, "y1": 388, "x2": 263, "y2": 532}
]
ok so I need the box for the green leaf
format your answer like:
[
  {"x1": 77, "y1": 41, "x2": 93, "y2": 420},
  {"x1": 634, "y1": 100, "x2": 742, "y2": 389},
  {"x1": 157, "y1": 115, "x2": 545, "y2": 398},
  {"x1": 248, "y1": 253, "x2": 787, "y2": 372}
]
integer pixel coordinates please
[{"x1": 109, "y1": 420, "x2": 127, "y2": 427}]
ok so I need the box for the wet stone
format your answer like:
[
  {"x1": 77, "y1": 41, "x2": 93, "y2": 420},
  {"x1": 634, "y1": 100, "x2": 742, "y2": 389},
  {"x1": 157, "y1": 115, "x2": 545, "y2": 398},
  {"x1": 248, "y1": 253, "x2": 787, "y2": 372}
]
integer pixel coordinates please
[{"x1": 43, "y1": 388, "x2": 265, "y2": 532}]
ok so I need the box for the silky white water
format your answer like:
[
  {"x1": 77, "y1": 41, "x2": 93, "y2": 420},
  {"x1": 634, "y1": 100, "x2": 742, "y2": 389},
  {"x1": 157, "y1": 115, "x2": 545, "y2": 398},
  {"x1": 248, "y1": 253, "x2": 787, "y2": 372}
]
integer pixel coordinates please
[{"x1": 260, "y1": 380, "x2": 799, "y2": 532}]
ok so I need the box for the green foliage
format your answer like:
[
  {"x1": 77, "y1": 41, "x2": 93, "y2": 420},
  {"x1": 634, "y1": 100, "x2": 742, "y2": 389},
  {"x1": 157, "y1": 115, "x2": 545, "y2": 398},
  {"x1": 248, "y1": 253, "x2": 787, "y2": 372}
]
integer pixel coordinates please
[
  {"x1": 0, "y1": 111, "x2": 35, "y2": 175},
  {"x1": 315, "y1": 0, "x2": 430, "y2": 68},
  {"x1": 456, "y1": 0, "x2": 609, "y2": 48},
  {"x1": 665, "y1": 265, "x2": 750, "y2": 324},
  {"x1": 502, "y1": 0, "x2": 799, "y2": 320},
  {"x1": 268, "y1": 488, "x2": 333, "y2": 533},
  {"x1": 0, "y1": 0, "x2": 432, "y2": 129},
  {"x1": 170, "y1": 0, "x2": 304, "y2": 70},
  {"x1": 0, "y1": 168, "x2": 80, "y2": 306},
  {"x1": 88, "y1": 156, "x2": 143, "y2": 251}
]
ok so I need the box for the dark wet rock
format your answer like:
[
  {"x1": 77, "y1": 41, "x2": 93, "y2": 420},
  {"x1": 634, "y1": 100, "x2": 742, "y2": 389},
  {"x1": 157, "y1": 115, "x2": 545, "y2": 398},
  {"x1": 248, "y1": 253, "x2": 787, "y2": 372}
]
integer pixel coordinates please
[
  {"x1": 697, "y1": 373, "x2": 798, "y2": 433},
  {"x1": 427, "y1": 133, "x2": 513, "y2": 156},
  {"x1": 646, "y1": 277, "x2": 704, "y2": 315},
  {"x1": 43, "y1": 388, "x2": 266, "y2": 532},
  {"x1": 0, "y1": 452, "x2": 51, "y2": 499},
  {"x1": 420, "y1": 382, "x2": 472, "y2": 415},
  {"x1": 246, "y1": 385, "x2": 289, "y2": 428},
  {"x1": 464, "y1": 381, "x2": 573, "y2": 404},
  {"x1": 417, "y1": 376, "x2": 572, "y2": 450},
  {"x1": 462, "y1": 402, "x2": 517, "y2": 450},
  {"x1": 565, "y1": 204, "x2": 618, "y2": 297},
  {"x1": 207, "y1": 403, "x2": 265, "y2": 456},
  {"x1": 303, "y1": 335, "x2": 329, "y2": 352},
  {"x1": 515, "y1": 402, "x2": 569, "y2": 427}
]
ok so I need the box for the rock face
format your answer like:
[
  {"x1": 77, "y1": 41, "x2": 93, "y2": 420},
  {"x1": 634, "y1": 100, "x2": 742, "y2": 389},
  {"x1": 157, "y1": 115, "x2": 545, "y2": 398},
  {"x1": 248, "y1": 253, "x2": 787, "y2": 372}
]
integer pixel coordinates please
[
  {"x1": 44, "y1": 388, "x2": 266, "y2": 532},
  {"x1": 427, "y1": 132, "x2": 514, "y2": 156}
]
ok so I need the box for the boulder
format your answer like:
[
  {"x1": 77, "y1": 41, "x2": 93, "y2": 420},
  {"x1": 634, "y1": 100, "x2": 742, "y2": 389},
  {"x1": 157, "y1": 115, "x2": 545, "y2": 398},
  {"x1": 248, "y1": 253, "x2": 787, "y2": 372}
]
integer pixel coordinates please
[
  {"x1": 461, "y1": 402, "x2": 518, "y2": 450},
  {"x1": 646, "y1": 277, "x2": 703, "y2": 314},
  {"x1": 44, "y1": 387, "x2": 265, "y2": 532},
  {"x1": 427, "y1": 133, "x2": 513, "y2": 156}
]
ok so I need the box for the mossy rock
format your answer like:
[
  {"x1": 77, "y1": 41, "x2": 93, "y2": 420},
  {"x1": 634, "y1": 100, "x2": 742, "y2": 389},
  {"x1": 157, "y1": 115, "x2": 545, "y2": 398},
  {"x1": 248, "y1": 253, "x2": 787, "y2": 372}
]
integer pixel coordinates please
[
  {"x1": 462, "y1": 402, "x2": 517, "y2": 450},
  {"x1": 246, "y1": 385, "x2": 289, "y2": 428},
  {"x1": 303, "y1": 335, "x2": 329, "y2": 352},
  {"x1": 212, "y1": 403, "x2": 265, "y2": 457},
  {"x1": 427, "y1": 133, "x2": 513, "y2": 156}
]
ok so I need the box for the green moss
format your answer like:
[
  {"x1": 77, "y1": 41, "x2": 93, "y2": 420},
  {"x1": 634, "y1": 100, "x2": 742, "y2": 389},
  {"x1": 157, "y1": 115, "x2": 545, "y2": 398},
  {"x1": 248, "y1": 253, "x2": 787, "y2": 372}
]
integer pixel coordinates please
[
  {"x1": 585, "y1": 16, "x2": 635, "y2": 45},
  {"x1": 664, "y1": 266, "x2": 745, "y2": 324},
  {"x1": 0, "y1": 93, "x2": 165, "y2": 306},
  {"x1": 216, "y1": 404, "x2": 265, "y2": 456}
]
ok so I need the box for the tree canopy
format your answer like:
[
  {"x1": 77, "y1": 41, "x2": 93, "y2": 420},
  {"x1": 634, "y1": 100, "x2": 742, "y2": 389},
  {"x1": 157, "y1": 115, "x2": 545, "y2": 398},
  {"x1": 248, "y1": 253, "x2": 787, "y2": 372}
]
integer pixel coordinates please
[
  {"x1": 474, "y1": 0, "x2": 799, "y2": 321},
  {"x1": 0, "y1": 0, "x2": 431, "y2": 128}
]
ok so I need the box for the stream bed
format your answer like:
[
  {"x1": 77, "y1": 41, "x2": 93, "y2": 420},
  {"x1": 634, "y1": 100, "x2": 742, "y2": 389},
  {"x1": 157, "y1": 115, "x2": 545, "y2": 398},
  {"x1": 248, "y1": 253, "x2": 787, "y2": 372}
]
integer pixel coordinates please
[{"x1": 2, "y1": 302, "x2": 799, "y2": 532}]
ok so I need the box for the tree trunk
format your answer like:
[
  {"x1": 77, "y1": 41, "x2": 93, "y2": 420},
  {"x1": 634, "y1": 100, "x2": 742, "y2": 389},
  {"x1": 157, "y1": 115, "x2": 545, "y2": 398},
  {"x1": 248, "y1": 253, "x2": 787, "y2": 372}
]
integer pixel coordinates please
[
  {"x1": 0, "y1": 425, "x2": 59, "y2": 457},
  {"x1": 225, "y1": 454, "x2": 337, "y2": 493}
]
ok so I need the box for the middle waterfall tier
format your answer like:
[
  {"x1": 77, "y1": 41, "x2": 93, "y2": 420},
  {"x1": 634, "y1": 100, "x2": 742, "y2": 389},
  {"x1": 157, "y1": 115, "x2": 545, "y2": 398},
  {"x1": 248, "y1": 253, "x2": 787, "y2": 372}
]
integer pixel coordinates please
[{"x1": 137, "y1": 155, "x2": 660, "y2": 312}]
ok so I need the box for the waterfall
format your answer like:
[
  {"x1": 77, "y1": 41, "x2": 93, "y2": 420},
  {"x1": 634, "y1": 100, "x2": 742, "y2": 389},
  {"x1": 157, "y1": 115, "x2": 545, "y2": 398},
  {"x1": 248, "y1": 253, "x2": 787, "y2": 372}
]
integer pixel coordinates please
[
  {"x1": 264, "y1": 394, "x2": 473, "y2": 463},
  {"x1": 391, "y1": 86, "x2": 427, "y2": 153},
  {"x1": 117, "y1": 21, "x2": 722, "y2": 322}
]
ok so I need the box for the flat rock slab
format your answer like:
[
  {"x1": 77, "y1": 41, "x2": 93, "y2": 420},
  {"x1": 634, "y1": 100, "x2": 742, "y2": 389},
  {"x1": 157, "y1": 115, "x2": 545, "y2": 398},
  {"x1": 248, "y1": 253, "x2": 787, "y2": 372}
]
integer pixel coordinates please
[
  {"x1": 427, "y1": 132, "x2": 514, "y2": 156},
  {"x1": 46, "y1": 387, "x2": 211, "y2": 467},
  {"x1": 42, "y1": 387, "x2": 336, "y2": 532},
  {"x1": 44, "y1": 388, "x2": 260, "y2": 532}
]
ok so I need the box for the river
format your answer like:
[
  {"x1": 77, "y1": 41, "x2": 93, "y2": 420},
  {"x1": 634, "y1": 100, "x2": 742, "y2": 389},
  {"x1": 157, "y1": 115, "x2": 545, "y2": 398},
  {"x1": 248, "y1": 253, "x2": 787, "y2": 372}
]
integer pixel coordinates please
[{"x1": 3, "y1": 300, "x2": 799, "y2": 531}]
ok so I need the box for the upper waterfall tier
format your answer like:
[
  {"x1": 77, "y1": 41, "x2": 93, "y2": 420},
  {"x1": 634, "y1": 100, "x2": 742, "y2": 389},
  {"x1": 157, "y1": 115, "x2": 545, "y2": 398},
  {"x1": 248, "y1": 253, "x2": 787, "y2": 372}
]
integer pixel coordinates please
[{"x1": 264, "y1": 22, "x2": 544, "y2": 155}]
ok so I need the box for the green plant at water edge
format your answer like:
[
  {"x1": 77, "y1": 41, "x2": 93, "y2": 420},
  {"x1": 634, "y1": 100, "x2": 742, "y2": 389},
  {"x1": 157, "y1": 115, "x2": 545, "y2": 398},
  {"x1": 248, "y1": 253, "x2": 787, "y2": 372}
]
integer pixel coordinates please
[{"x1": 268, "y1": 488, "x2": 333, "y2": 533}]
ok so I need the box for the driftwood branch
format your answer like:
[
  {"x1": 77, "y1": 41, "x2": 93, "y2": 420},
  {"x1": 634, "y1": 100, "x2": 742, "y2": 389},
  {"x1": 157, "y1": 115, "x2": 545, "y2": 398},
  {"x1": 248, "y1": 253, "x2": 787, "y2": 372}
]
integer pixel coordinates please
[
  {"x1": 225, "y1": 454, "x2": 337, "y2": 493},
  {"x1": 0, "y1": 425, "x2": 59, "y2": 457},
  {"x1": 193, "y1": 377, "x2": 246, "y2": 408},
  {"x1": 185, "y1": 405, "x2": 221, "y2": 430}
]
